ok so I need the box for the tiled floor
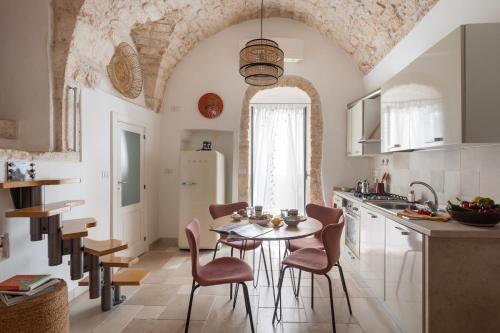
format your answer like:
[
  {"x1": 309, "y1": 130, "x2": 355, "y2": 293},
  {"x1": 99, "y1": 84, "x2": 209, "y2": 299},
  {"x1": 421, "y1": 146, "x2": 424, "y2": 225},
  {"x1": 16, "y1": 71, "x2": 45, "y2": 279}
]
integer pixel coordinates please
[{"x1": 70, "y1": 239, "x2": 400, "y2": 333}]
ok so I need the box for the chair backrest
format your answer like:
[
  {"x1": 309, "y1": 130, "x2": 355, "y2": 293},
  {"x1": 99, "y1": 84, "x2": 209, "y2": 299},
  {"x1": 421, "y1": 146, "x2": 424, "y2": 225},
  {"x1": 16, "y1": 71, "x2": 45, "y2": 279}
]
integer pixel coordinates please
[
  {"x1": 185, "y1": 219, "x2": 203, "y2": 281},
  {"x1": 321, "y1": 218, "x2": 345, "y2": 270},
  {"x1": 209, "y1": 202, "x2": 248, "y2": 219},
  {"x1": 305, "y1": 203, "x2": 343, "y2": 239}
]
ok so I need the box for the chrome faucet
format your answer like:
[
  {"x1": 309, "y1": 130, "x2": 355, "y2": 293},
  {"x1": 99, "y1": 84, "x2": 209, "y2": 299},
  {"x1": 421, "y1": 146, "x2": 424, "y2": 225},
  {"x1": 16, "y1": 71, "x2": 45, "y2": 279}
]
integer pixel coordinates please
[{"x1": 410, "y1": 181, "x2": 438, "y2": 213}]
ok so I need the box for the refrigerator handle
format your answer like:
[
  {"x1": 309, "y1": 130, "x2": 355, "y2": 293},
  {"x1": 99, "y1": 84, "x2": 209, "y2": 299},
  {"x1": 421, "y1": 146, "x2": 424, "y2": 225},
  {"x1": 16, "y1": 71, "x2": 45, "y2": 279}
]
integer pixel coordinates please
[{"x1": 181, "y1": 181, "x2": 197, "y2": 186}]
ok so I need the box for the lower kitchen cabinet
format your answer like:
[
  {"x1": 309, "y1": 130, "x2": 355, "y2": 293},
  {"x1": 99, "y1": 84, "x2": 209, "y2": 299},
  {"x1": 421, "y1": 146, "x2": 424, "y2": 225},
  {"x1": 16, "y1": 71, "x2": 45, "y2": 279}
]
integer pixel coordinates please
[
  {"x1": 385, "y1": 218, "x2": 424, "y2": 333},
  {"x1": 359, "y1": 207, "x2": 385, "y2": 299}
]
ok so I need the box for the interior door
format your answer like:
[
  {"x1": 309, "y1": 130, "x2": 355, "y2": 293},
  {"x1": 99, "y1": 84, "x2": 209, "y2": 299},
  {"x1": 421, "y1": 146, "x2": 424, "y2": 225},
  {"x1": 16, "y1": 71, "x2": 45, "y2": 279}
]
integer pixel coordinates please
[{"x1": 112, "y1": 120, "x2": 146, "y2": 257}]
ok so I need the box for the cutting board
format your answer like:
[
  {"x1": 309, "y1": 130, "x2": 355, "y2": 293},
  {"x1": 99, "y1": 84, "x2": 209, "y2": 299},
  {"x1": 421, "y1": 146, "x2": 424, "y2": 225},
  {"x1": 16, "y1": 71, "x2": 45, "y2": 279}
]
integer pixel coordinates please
[{"x1": 397, "y1": 209, "x2": 451, "y2": 222}]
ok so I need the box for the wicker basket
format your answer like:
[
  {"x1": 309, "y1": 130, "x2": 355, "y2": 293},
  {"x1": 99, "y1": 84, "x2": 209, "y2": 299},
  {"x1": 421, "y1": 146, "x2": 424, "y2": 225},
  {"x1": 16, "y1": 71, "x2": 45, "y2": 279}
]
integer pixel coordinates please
[{"x1": 0, "y1": 279, "x2": 69, "y2": 333}]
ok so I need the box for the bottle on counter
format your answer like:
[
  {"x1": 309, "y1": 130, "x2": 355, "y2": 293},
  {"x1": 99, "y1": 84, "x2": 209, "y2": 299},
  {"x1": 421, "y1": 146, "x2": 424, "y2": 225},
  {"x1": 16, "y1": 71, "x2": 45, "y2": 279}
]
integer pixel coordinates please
[{"x1": 408, "y1": 190, "x2": 416, "y2": 203}]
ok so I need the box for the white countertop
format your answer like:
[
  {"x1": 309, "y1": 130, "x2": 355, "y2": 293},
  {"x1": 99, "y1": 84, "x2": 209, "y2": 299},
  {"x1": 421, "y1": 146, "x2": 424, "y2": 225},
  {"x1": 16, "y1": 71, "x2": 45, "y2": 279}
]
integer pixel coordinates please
[{"x1": 334, "y1": 191, "x2": 500, "y2": 238}]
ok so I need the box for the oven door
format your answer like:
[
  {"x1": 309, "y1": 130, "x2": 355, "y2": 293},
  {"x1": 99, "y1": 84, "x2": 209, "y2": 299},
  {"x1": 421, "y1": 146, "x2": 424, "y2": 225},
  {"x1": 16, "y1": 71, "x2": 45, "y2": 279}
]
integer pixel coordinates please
[{"x1": 344, "y1": 211, "x2": 360, "y2": 258}]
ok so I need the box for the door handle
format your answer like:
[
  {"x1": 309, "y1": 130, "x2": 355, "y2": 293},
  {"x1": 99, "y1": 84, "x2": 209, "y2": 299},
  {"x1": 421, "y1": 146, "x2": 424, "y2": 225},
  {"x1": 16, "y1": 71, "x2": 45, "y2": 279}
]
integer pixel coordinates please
[{"x1": 181, "y1": 181, "x2": 197, "y2": 186}]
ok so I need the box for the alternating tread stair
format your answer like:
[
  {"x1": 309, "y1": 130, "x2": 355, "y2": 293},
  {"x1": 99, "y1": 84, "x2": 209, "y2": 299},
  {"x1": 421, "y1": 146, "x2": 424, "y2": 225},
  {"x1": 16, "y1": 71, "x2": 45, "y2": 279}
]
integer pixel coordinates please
[
  {"x1": 5, "y1": 200, "x2": 85, "y2": 217},
  {"x1": 0, "y1": 178, "x2": 149, "y2": 312},
  {"x1": 61, "y1": 217, "x2": 97, "y2": 240}
]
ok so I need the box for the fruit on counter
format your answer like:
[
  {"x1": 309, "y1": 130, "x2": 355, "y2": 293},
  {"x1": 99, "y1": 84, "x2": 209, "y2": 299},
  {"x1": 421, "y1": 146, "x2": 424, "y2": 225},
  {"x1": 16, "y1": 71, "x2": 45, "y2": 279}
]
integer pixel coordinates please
[
  {"x1": 448, "y1": 197, "x2": 500, "y2": 214},
  {"x1": 271, "y1": 216, "x2": 282, "y2": 226}
]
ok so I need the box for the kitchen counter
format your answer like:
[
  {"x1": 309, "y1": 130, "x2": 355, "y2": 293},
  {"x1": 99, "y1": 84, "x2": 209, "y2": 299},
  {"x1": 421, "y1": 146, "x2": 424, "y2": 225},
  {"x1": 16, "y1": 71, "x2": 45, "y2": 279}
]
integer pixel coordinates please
[
  {"x1": 334, "y1": 191, "x2": 500, "y2": 238},
  {"x1": 335, "y1": 190, "x2": 500, "y2": 333}
]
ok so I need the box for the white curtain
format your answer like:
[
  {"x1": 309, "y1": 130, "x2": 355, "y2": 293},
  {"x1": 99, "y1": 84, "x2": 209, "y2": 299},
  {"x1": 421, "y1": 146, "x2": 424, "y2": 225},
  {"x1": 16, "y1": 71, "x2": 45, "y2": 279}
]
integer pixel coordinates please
[{"x1": 252, "y1": 103, "x2": 306, "y2": 214}]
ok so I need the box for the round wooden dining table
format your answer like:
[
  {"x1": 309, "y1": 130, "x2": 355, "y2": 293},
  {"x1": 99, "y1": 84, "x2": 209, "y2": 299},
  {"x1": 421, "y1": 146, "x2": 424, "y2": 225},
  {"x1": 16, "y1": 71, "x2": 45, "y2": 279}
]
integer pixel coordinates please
[{"x1": 210, "y1": 215, "x2": 323, "y2": 322}]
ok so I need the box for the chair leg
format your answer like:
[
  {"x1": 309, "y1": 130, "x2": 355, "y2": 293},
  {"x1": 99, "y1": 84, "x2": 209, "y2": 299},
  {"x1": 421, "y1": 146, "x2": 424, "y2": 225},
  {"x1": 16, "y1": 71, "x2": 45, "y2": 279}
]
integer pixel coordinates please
[
  {"x1": 261, "y1": 247, "x2": 270, "y2": 286},
  {"x1": 325, "y1": 274, "x2": 337, "y2": 333},
  {"x1": 233, "y1": 283, "x2": 240, "y2": 309},
  {"x1": 294, "y1": 269, "x2": 302, "y2": 298},
  {"x1": 240, "y1": 282, "x2": 255, "y2": 333},
  {"x1": 185, "y1": 280, "x2": 200, "y2": 333},
  {"x1": 230, "y1": 247, "x2": 234, "y2": 300},
  {"x1": 337, "y1": 263, "x2": 352, "y2": 315},
  {"x1": 212, "y1": 240, "x2": 220, "y2": 260},
  {"x1": 272, "y1": 266, "x2": 288, "y2": 324},
  {"x1": 311, "y1": 272, "x2": 314, "y2": 309}
]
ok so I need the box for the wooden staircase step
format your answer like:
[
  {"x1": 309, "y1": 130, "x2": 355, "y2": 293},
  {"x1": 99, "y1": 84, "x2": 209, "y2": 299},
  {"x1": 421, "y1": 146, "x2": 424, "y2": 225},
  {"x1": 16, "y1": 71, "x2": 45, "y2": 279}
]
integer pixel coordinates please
[
  {"x1": 5, "y1": 200, "x2": 85, "y2": 218},
  {"x1": 78, "y1": 276, "x2": 89, "y2": 286},
  {"x1": 112, "y1": 269, "x2": 150, "y2": 286},
  {"x1": 60, "y1": 217, "x2": 97, "y2": 240},
  {"x1": 78, "y1": 269, "x2": 149, "y2": 287},
  {"x1": 101, "y1": 255, "x2": 139, "y2": 268},
  {"x1": 0, "y1": 178, "x2": 81, "y2": 189},
  {"x1": 83, "y1": 239, "x2": 127, "y2": 256}
]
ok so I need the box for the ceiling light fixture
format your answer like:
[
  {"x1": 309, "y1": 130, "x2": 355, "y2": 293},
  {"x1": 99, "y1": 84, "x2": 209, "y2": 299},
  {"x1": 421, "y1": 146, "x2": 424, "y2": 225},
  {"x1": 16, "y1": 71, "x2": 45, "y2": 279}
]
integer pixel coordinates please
[{"x1": 239, "y1": 0, "x2": 284, "y2": 86}]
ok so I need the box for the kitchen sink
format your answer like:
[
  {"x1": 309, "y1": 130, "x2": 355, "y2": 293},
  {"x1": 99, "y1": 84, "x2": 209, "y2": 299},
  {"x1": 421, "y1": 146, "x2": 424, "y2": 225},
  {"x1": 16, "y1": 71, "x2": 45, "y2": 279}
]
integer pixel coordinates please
[{"x1": 366, "y1": 201, "x2": 430, "y2": 215}]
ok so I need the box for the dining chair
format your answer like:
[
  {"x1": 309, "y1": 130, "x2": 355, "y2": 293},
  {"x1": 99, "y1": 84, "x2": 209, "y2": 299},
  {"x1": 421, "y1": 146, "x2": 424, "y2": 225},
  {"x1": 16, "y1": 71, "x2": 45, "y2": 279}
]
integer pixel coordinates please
[
  {"x1": 273, "y1": 221, "x2": 346, "y2": 333},
  {"x1": 209, "y1": 202, "x2": 270, "y2": 300},
  {"x1": 285, "y1": 203, "x2": 350, "y2": 312},
  {"x1": 185, "y1": 219, "x2": 255, "y2": 333}
]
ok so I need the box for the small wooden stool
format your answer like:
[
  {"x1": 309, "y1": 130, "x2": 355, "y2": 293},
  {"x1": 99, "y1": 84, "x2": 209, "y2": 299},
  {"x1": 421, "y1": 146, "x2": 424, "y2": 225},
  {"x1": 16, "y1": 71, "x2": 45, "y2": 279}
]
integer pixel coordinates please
[{"x1": 0, "y1": 279, "x2": 69, "y2": 333}]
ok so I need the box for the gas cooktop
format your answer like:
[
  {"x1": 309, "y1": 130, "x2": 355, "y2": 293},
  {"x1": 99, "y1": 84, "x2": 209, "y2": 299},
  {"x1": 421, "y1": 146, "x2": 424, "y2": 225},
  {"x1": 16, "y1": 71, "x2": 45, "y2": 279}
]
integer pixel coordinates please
[{"x1": 353, "y1": 192, "x2": 408, "y2": 202}]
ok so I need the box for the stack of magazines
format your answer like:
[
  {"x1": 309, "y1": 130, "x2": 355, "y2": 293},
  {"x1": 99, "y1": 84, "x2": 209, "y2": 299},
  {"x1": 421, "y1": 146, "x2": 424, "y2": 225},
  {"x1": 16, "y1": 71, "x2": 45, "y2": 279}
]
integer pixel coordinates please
[
  {"x1": 0, "y1": 275, "x2": 58, "y2": 306},
  {"x1": 210, "y1": 222, "x2": 272, "y2": 240}
]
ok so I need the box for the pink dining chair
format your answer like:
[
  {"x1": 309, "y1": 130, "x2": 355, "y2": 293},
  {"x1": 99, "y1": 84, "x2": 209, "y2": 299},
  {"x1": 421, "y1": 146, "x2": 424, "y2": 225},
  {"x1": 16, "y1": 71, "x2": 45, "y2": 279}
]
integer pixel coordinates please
[
  {"x1": 285, "y1": 203, "x2": 351, "y2": 314},
  {"x1": 273, "y1": 221, "x2": 346, "y2": 333},
  {"x1": 209, "y1": 202, "x2": 270, "y2": 301},
  {"x1": 185, "y1": 219, "x2": 255, "y2": 333}
]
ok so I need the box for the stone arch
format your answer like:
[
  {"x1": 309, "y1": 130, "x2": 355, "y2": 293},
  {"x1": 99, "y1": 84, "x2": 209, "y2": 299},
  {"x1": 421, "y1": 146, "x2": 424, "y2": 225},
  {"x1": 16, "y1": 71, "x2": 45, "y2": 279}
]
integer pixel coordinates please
[
  {"x1": 50, "y1": 0, "x2": 437, "y2": 151},
  {"x1": 238, "y1": 75, "x2": 324, "y2": 205}
]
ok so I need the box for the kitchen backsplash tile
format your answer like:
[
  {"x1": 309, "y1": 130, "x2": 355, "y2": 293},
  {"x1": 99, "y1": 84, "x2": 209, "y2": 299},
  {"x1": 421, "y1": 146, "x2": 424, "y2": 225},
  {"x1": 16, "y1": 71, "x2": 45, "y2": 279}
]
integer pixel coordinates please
[{"x1": 371, "y1": 144, "x2": 500, "y2": 207}]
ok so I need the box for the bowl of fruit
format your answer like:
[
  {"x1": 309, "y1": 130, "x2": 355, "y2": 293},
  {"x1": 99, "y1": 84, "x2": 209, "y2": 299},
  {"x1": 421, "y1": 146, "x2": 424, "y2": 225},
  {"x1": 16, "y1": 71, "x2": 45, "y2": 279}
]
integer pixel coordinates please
[{"x1": 447, "y1": 196, "x2": 500, "y2": 227}]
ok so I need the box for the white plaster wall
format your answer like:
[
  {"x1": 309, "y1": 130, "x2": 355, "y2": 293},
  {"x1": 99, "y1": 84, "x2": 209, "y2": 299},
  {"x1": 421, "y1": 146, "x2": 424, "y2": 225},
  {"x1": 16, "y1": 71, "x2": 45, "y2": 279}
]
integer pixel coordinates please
[
  {"x1": 364, "y1": 0, "x2": 500, "y2": 90},
  {"x1": 159, "y1": 18, "x2": 371, "y2": 238},
  {"x1": 0, "y1": 88, "x2": 161, "y2": 295},
  {"x1": 0, "y1": 0, "x2": 52, "y2": 151}
]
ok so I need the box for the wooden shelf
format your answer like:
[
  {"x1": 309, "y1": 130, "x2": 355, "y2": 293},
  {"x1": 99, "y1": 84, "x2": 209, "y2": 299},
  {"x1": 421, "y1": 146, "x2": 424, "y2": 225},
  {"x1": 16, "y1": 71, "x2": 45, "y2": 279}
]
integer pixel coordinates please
[
  {"x1": 101, "y1": 255, "x2": 138, "y2": 268},
  {"x1": 112, "y1": 269, "x2": 150, "y2": 286},
  {"x1": 83, "y1": 239, "x2": 127, "y2": 257},
  {"x1": 5, "y1": 200, "x2": 85, "y2": 218},
  {"x1": 61, "y1": 217, "x2": 97, "y2": 240},
  {"x1": 78, "y1": 269, "x2": 149, "y2": 286},
  {"x1": 0, "y1": 178, "x2": 81, "y2": 189}
]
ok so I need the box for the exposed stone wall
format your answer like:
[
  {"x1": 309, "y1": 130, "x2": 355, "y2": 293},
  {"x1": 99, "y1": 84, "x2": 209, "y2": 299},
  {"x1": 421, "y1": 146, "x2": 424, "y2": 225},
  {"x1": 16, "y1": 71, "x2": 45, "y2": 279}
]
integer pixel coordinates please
[
  {"x1": 238, "y1": 75, "x2": 324, "y2": 205},
  {"x1": 57, "y1": 0, "x2": 438, "y2": 111},
  {"x1": 49, "y1": 0, "x2": 438, "y2": 151},
  {"x1": 51, "y1": 0, "x2": 85, "y2": 151}
]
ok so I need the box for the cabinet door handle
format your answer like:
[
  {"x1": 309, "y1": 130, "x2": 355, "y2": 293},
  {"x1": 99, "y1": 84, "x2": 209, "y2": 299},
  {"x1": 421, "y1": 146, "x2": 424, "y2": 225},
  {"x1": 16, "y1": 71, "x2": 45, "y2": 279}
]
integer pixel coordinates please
[
  {"x1": 368, "y1": 213, "x2": 377, "y2": 218},
  {"x1": 394, "y1": 226, "x2": 409, "y2": 235},
  {"x1": 352, "y1": 207, "x2": 359, "y2": 211},
  {"x1": 389, "y1": 144, "x2": 401, "y2": 149},
  {"x1": 424, "y1": 137, "x2": 444, "y2": 144}
]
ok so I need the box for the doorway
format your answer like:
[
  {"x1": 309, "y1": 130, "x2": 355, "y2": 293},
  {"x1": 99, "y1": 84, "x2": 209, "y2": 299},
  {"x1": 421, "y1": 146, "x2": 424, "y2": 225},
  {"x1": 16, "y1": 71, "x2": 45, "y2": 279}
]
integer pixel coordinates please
[
  {"x1": 112, "y1": 115, "x2": 146, "y2": 257},
  {"x1": 250, "y1": 87, "x2": 311, "y2": 214}
]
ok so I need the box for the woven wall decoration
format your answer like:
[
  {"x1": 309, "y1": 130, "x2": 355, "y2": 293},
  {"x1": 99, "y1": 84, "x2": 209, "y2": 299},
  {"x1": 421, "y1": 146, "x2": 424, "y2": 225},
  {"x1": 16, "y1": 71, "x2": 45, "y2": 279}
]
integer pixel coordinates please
[{"x1": 107, "y1": 42, "x2": 143, "y2": 99}]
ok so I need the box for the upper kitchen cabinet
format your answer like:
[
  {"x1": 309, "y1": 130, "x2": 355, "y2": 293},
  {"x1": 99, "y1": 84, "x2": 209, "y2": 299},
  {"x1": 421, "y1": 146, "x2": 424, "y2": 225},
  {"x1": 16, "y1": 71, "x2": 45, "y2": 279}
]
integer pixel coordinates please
[
  {"x1": 381, "y1": 23, "x2": 500, "y2": 153},
  {"x1": 347, "y1": 92, "x2": 381, "y2": 156}
]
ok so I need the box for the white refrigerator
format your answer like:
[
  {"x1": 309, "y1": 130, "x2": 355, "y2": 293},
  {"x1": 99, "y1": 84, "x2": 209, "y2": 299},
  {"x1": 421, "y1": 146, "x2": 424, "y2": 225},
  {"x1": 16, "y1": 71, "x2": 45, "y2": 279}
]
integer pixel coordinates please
[{"x1": 178, "y1": 150, "x2": 225, "y2": 249}]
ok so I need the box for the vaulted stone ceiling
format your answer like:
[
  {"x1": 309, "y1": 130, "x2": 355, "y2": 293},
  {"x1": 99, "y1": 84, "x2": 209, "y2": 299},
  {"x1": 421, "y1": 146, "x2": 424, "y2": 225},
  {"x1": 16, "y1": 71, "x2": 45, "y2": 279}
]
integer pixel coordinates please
[{"x1": 54, "y1": 0, "x2": 438, "y2": 120}]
